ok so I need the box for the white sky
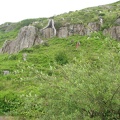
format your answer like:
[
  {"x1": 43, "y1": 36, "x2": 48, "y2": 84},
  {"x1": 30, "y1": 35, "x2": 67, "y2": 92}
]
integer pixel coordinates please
[{"x1": 0, "y1": 0, "x2": 119, "y2": 25}]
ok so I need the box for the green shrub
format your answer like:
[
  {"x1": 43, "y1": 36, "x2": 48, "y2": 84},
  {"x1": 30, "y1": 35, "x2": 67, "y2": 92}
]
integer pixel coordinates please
[
  {"x1": 0, "y1": 91, "x2": 20, "y2": 114},
  {"x1": 99, "y1": 13, "x2": 105, "y2": 16},
  {"x1": 20, "y1": 48, "x2": 33, "y2": 53},
  {"x1": 8, "y1": 54, "x2": 18, "y2": 60},
  {"x1": 55, "y1": 51, "x2": 68, "y2": 65},
  {"x1": 54, "y1": 21, "x2": 63, "y2": 30},
  {"x1": 42, "y1": 41, "x2": 49, "y2": 47},
  {"x1": 33, "y1": 45, "x2": 40, "y2": 49}
]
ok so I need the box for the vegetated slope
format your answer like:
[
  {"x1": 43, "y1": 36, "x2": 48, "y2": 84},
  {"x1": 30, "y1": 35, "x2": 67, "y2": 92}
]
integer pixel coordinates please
[
  {"x1": 0, "y1": 32, "x2": 120, "y2": 119},
  {"x1": 0, "y1": 1, "x2": 120, "y2": 119},
  {"x1": 0, "y1": 1, "x2": 120, "y2": 47},
  {"x1": 54, "y1": 1, "x2": 120, "y2": 29}
]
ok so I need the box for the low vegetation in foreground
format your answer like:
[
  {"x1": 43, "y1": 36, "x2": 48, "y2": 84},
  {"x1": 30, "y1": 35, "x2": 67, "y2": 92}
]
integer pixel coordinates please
[{"x1": 0, "y1": 32, "x2": 120, "y2": 120}]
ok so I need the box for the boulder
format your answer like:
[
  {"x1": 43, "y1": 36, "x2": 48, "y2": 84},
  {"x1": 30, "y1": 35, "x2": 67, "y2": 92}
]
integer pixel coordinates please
[
  {"x1": 3, "y1": 70, "x2": 10, "y2": 75},
  {"x1": 40, "y1": 19, "x2": 56, "y2": 38},
  {"x1": 57, "y1": 24, "x2": 86, "y2": 38},
  {"x1": 1, "y1": 40, "x2": 16, "y2": 54},
  {"x1": 87, "y1": 22, "x2": 101, "y2": 35},
  {"x1": 103, "y1": 26, "x2": 120, "y2": 40},
  {"x1": 58, "y1": 27, "x2": 68, "y2": 38},
  {"x1": 115, "y1": 18, "x2": 120, "y2": 25},
  {"x1": 68, "y1": 25, "x2": 74, "y2": 36},
  {"x1": 73, "y1": 24, "x2": 86, "y2": 35},
  {"x1": 40, "y1": 28, "x2": 54, "y2": 38},
  {"x1": 1, "y1": 26, "x2": 43, "y2": 54}
]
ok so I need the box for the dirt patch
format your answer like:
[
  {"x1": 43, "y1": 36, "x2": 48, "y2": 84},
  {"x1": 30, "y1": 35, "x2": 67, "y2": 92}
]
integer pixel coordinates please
[{"x1": 0, "y1": 116, "x2": 14, "y2": 120}]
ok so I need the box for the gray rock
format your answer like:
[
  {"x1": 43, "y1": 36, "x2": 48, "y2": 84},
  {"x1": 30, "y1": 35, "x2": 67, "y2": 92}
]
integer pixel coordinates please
[
  {"x1": 57, "y1": 22, "x2": 100, "y2": 38},
  {"x1": 3, "y1": 70, "x2": 10, "y2": 75},
  {"x1": 73, "y1": 24, "x2": 86, "y2": 35},
  {"x1": 40, "y1": 28, "x2": 54, "y2": 38},
  {"x1": 1, "y1": 26, "x2": 43, "y2": 54},
  {"x1": 23, "y1": 53, "x2": 27, "y2": 61},
  {"x1": 103, "y1": 26, "x2": 120, "y2": 40},
  {"x1": 68, "y1": 25, "x2": 74, "y2": 36},
  {"x1": 57, "y1": 24, "x2": 86, "y2": 38},
  {"x1": 1, "y1": 19, "x2": 119, "y2": 54},
  {"x1": 40, "y1": 19, "x2": 56, "y2": 38},
  {"x1": 58, "y1": 27, "x2": 68, "y2": 38},
  {"x1": 115, "y1": 18, "x2": 120, "y2": 25},
  {"x1": 87, "y1": 22, "x2": 101, "y2": 35}
]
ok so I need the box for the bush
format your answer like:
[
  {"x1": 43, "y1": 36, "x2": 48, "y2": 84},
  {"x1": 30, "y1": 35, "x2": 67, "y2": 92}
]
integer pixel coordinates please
[
  {"x1": 8, "y1": 54, "x2": 18, "y2": 60},
  {"x1": 55, "y1": 51, "x2": 68, "y2": 65},
  {"x1": 20, "y1": 48, "x2": 33, "y2": 53},
  {"x1": 54, "y1": 21, "x2": 63, "y2": 30},
  {"x1": 0, "y1": 91, "x2": 20, "y2": 114},
  {"x1": 42, "y1": 41, "x2": 49, "y2": 47},
  {"x1": 99, "y1": 13, "x2": 105, "y2": 16}
]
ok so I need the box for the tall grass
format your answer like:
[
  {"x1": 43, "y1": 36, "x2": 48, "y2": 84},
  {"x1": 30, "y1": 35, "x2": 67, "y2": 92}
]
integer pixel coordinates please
[{"x1": 0, "y1": 33, "x2": 120, "y2": 119}]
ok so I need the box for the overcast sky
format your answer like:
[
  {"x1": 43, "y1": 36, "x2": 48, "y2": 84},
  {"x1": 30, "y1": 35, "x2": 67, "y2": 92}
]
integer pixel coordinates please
[{"x1": 0, "y1": 0, "x2": 119, "y2": 25}]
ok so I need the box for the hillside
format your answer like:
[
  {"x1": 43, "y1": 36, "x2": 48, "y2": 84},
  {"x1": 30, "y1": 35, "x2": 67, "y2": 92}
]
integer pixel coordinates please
[
  {"x1": 0, "y1": 1, "x2": 120, "y2": 47},
  {"x1": 0, "y1": 33, "x2": 120, "y2": 120},
  {"x1": 0, "y1": 1, "x2": 120, "y2": 120}
]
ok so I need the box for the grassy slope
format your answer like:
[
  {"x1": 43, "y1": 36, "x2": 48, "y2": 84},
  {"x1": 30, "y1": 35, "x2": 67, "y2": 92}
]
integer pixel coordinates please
[
  {"x1": 0, "y1": 32, "x2": 120, "y2": 119},
  {"x1": 0, "y1": 1, "x2": 120, "y2": 119},
  {"x1": 53, "y1": 1, "x2": 120, "y2": 29}
]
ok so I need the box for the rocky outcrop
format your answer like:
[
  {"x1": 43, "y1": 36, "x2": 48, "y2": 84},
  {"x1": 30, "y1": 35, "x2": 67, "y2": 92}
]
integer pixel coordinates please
[
  {"x1": 115, "y1": 18, "x2": 120, "y2": 25},
  {"x1": 72, "y1": 24, "x2": 86, "y2": 35},
  {"x1": 41, "y1": 28, "x2": 55, "y2": 38},
  {"x1": 86, "y1": 22, "x2": 101, "y2": 35},
  {"x1": 103, "y1": 26, "x2": 120, "y2": 41},
  {"x1": 1, "y1": 26, "x2": 43, "y2": 54},
  {"x1": 1, "y1": 22, "x2": 58, "y2": 54},
  {"x1": 57, "y1": 27, "x2": 68, "y2": 38},
  {"x1": 3, "y1": 18, "x2": 120, "y2": 54},
  {"x1": 57, "y1": 22, "x2": 100, "y2": 38},
  {"x1": 40, "y1": 19, "x2": 56, "y2": 38}
]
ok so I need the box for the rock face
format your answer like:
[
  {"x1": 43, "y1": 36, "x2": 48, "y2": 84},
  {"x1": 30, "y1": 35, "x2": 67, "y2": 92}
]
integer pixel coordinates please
[
  {"x1": 115, "y1": 18, "x2": 120, "y2": 25},
  {"x1": 87, "y1": 22, "x2": 100, "y2": 35},
  {"x1": 72, "y1": 24, "x2": 86, "y2": 35},
  {"x1": 57, "y1": 24, "x2": 85, "y2": 38},
  {"x1": 41, "y1": 28, "x2": 55, "y2": 38},
  {"x1": 40, "y1": 19, "x2": 56, "y2": 38},
  {"x1": 1, "y1": 26, "x2": 43, "y2": 54},
  {"x1": 1, "y1": 18, "x2": 119, "y2": 54},
  {"x1": 57, "y1": 22, "x2": 100, "y2": 38},
  {"x1": 58, "y1": 27, "x2": 68, "y2": 38},
  {"x1": 103, "y1": 26, "x2": 120, "y2": 41}
]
